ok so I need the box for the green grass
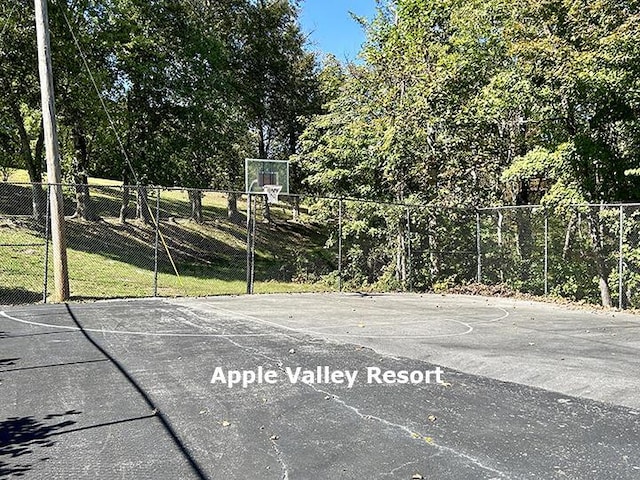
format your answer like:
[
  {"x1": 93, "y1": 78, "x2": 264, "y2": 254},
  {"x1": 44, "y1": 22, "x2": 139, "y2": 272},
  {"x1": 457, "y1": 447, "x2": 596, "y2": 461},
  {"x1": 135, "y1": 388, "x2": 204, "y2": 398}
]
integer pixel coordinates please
[
  {"x1": 6, "y1": 170, "x2": 31, "y2": 183},
  {"x1": 1, "y1": 175, "x2": 334, "y2": 304},
  {"x1": 64, "y1": 251, "x2": 326, "y2": 300}
]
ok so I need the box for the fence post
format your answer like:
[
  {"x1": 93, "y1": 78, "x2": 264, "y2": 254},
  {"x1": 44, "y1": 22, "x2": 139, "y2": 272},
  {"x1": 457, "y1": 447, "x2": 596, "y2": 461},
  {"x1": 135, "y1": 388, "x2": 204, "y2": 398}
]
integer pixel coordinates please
[
  {"x1": 544, "y1": 207, "x2": 549, "y2": 296},
  {"x1": 153, "y1": 187, "x2": 160, "y2": 297},
  {"x1": 476, "y1": 210, "x2": 482, "y2": 283},
  {"x1": 251, "y1": 195, "x2": 257, "y2": 293},
  {"x1": 246, "y1": 193, "x2": 253, "y2": 294},
  {"x1": 406, "y1": 206, "x2": 412, "y2": 291},
  {"x1": 619, "y1": 204, "x2": 624, "y2": 309},
  {"x1": 497, "y1": 209, "x2": 503, "y2": 283},
  {"x1": 338, "y1": 198, "x2": 343, "y2": 292},
  {"x1": 42, "y1": 183, "x2": 50, "y2": 303}
]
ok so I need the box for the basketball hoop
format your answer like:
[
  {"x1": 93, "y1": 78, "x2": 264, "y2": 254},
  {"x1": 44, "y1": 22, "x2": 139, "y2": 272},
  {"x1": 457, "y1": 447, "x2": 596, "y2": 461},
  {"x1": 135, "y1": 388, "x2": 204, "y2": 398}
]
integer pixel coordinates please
[{"x1": 263, "y1": 184, "x2": 282, "y2": 204}]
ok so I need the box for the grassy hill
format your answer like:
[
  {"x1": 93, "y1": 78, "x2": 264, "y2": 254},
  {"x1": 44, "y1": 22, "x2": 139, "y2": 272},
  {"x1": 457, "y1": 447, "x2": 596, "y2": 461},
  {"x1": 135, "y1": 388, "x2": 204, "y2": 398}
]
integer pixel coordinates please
[{"x1": 0, "y1": 173, "x2": 335, "y2": 304}]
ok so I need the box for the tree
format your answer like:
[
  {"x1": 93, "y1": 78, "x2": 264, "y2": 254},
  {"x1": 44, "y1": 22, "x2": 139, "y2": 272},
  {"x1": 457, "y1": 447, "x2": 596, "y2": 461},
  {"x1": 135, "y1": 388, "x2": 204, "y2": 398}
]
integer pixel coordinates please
[
  {"x1": 298, "y1": 0, "x2": 513, "y2": 287},
  {"x1": 500, "y1": 0, "x2": 640, "y2": 306},
  {"x1": 0, "y1": 0, "x2": 46, "y2": 218},
  {"x1": 297, "y1": 0, "x2": 640, "y2": 301},
  {"x1": 48, "y1": 0, "x2": 118, "y2": 221},
  {"x1": 232, "y1": 0, "x2": 321, "y2": 221},
  {"x1": 168, "y1": 0, "x2": 247, "y2": 222}
]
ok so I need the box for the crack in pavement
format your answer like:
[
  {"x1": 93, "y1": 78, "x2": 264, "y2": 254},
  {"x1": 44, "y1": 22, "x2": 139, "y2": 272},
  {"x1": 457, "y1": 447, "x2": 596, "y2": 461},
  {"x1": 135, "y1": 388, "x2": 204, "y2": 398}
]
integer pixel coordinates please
[
  {"x1": 379, "y1": 459, "x2": 420, "y2": 478},
  {"x1": 188, "y1": 308, "x2": 513, "y2": 479},
  {"x1": 269, "y1": 436, "x2": 290, "y2": 480},
  {"x1": 311, "y1": 386, "x2": 511, "y2": 479}
]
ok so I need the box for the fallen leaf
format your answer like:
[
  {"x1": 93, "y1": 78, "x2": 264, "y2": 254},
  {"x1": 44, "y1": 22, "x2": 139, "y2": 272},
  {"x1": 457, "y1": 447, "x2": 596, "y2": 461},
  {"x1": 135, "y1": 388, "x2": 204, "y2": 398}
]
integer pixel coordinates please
[
  {"x1": 221, "y1": 420, "x2": 231, "y2": 427},
  {"x1": 427, "y1": 415, "x2": 437, "y2": 422}
]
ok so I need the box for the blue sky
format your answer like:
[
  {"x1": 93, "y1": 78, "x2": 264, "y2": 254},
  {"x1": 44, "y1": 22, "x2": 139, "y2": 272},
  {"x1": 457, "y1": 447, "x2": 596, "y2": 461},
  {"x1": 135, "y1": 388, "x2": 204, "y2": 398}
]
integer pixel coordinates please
[{"x1": 299, "y1": 0, "x2": 378, "y2": 62}]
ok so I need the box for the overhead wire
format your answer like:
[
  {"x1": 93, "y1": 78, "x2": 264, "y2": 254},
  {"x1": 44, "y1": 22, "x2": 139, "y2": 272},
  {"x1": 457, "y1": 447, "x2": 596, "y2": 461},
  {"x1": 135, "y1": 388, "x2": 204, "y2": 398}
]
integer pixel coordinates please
[{"x1": 58, "y1": 4, "x2": 183, "y2": 285}]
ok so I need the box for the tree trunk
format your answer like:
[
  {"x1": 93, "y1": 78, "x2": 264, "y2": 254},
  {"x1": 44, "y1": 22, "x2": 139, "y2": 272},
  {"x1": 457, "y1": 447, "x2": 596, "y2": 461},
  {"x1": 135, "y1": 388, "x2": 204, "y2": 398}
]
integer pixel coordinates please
[
  {"x1": 292, "y1": 196, "x2": 300, "y2": 221},
  {"x1": 32, "y1": 185, "x2": 47, "y2": 222},
  {"x1": 515, "y1": 209, "x2": 533, "y2": 282},
  {"x1": 120, "y1": 184, "x2": 130, "y2": 224},
  {"x1": 227, "y1": 192, "x2": 241, "y2": 221},
  {"x1": 597, "y1": 273, "x2": 613, "y2": 308},
  {"x1": 427, "y1": 212, "x2": 440, "y2": 283},
  {"x1": 497, "y1": 210, "x2": 504, "y2": 283},
  {"x1": 257, "y1": 121, "x2": 267, "y2": 159},
  {"x1": 12, "y1": 104, "x2": 45, "y2": 219},
  {"x1": 396, "y1": 224, "x2": 407, "y2": 287},
  {"x1": 393, "y1": 191, "x2": 407, "y2": 287},
  {"x1": 515, "y1": 181, "x2": 532, "y2": 282},
  {"x1": 73, "y1": 182, "x2": 93, "y2": 220},
  {"x1": 136, "y1": 185, "x2": 151, "y2": 224},
  {"x1": 262, "y1": 195, "x2": 272, "y2": 223},
  {"x1": 33, "y1": 126, "x2": 46, "y2": 219},
  {"x1": 189, "y1": 189, "x2": 203, "y2": 223},
  {"x1": 562, "y1": 212, "x2": 577, "y2": 260},
  {"x1": 586, "y1": 208, "x2": 612, "y2": 307},
  {"x1": 71, "y1": 126, "x2": 96, "y2": 221},
  {"x1": 257, "y1": 123, "x2": 272, "y2": 223}
]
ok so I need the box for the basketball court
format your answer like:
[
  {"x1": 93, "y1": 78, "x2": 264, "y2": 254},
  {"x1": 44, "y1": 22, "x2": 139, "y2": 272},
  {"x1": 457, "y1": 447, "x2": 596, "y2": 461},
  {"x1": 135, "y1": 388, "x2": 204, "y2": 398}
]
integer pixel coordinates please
[{"x1": 1, "y1": 293, "x2": 639, "y2": 479}]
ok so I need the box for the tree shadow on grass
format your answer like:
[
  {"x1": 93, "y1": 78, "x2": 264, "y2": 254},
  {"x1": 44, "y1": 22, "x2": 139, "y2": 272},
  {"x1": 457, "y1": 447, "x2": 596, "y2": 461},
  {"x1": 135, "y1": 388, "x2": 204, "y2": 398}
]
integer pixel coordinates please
[
  {"x1": 64, "y1": 220, "x2": 157, "y2": 271},
  {"x1": 158, "y1": 222, "x2": 246, "y2": 264},
  {"x1": 3, "y1": 184, "x2": 332, "y2": 288},
  {"x1": 0, "y1": 288, "x2": 42, "y2": 306},
  {"x1": 0, "y1": 411, "x2": 80, "y2": 478},
  {"x1": 63, "y1": 218, "x2": 248, "y2": 280},
  {"x1": 0, "y1": 184, "x2": 39, "y2": 217}
]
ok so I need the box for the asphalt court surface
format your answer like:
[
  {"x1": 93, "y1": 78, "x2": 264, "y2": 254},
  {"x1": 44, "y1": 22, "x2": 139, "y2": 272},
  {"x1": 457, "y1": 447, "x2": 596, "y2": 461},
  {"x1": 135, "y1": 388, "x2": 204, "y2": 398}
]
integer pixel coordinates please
[{"x1": 1, "y1": 293, "x2": 639, "y2": 479}]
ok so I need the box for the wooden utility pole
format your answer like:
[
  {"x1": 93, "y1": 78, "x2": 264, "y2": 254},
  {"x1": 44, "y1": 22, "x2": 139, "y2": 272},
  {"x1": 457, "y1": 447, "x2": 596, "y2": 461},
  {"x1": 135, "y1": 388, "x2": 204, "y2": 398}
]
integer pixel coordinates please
[{"x1": 35, "y1": 0, "x2": 70, "y2": 301}]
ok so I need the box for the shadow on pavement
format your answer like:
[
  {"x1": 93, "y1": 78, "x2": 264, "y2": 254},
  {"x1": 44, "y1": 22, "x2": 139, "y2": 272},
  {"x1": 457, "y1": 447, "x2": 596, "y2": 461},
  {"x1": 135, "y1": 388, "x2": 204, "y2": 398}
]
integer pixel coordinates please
[
  {"x1": 65, "y1": 304, "x2": 211, "y2": 480},
  {"x1": 0, "y1": 410, "x2": 80, "y2": 478}
]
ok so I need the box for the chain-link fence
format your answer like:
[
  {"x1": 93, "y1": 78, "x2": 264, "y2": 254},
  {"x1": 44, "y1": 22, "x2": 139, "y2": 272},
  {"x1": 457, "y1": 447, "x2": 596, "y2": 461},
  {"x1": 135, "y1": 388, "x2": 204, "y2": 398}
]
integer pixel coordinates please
[
  {"x1": 2, "y1": 181, "x2": 640, "y2": 309},
  {"x1": 0, "y1": 183, "x2": 252, "y2": 303},
  {"x1": 0, "y1": 183, "x2": 49, "y2": 304},
  {"x1": 477, "y1": 205, "x2": 635, "y2": 308}
]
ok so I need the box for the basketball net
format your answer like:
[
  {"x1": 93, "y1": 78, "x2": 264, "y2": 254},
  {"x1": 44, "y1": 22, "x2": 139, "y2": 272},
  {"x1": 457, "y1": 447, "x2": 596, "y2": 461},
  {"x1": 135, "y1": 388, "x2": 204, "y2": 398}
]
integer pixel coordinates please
[{"x1": 263, "y1": 184, "x2": 282, "y2": 204}]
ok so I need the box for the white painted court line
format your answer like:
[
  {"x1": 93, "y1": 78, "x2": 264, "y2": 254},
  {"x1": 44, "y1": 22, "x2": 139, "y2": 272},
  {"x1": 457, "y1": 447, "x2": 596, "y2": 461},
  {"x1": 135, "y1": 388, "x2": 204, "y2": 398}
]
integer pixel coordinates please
[
  {"x1": 307, "y1": 307, "x2": 510, "y2": 330},
  {"x1": 0, "y1": 302, "x2": 509, "y2": 341},
  {"x1": 0, "y1": 310, "x2": 278, "y2": 338},
  {"x1": 200, "y1": 301, "x2": 512, "y2": 339}
]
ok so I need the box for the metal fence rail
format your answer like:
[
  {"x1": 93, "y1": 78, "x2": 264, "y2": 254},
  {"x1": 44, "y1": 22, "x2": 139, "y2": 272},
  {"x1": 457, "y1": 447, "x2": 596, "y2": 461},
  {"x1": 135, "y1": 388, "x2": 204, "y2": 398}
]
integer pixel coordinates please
[{"x1": 1, "y1": 181, "x2": 639, "y2": 309}]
